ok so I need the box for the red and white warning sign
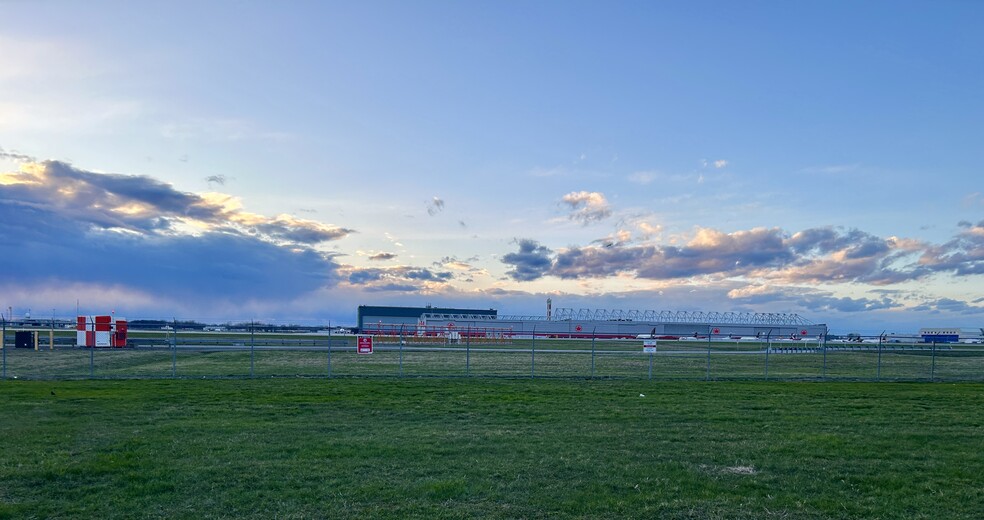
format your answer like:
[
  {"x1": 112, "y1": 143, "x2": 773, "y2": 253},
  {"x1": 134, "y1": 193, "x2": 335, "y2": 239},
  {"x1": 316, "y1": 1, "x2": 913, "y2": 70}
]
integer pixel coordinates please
[
  {"x1": 643, "y1": 339, "x2": 657, "y2": 354},
  {"x1": 357, "y1": 335, "x2": 374, "y2": 355}
]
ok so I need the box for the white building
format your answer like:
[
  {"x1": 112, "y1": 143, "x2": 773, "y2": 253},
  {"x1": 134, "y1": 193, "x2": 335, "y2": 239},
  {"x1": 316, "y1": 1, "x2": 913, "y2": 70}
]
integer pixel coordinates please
[{"x1": 918, "y1": 328, "x2": 984, "y2": 343}]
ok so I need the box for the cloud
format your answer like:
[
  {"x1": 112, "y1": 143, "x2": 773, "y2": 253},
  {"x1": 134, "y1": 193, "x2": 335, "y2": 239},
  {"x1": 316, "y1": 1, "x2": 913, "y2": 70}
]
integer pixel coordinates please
[
  {"x1": 205, "y1": 175, "x2": 226, "y2": 185},
  {"x1": 713, "y1": 160, "x2": 728, "y2": 169},
  {"x1": 636, "y1": 221, "x2": 663, "y2": 240},
  {"x1": 343, "y1": 266, "x2": 454, "y2": 291},
  {"x1": 0, "y1": 201, "x2": 341, "y2": 300},
  {"x1": 561, "y1": 191, "x2": 612, "y2": 225},
  {"x1": 0, "y1": 159, "x2": 354, "y2": 244},
  {"x1": 0, "y1": 146, "x2": 35, "y2": 162},
  {"x1": 368, "y1": 252, "x2": 398, "y2": 261},
  {"x1": 961, "y1": 193, "x2": 984, "y2": 209},
  {"x1": 591, "y1": 229, "x2": 633, "y2": 248},
  {"x1": 911, "y1": 298, "x2": 984, "y2": 315},
  {"x1": 915, "y1": 221, "x2": 984, "y2": 276},
  {"x1": 499, "y1": 224, "x2": 984, "y2": 287},
  {"x1": 250, "y1": 216, "x2": 353, "y2": 244},
  {"x1": 364, "y1": 283, "x2": 421, "y2": 293},
  {"x1": 727, "y1": 285, "x2": 900, "y2": 313},
  {"x1": 502, "y1": 239, "x2": 554, "y2": 281},
  {"x1": 434, "y1": 256, "x2": 479, "y2": 271},
  {"x1": 426, "y1": 196, "x2": 445, "y2": 216},
  {"x1": 552, "y1": 227, "x2": 791, "y2": 280},
  {"x1": 0, "y1": 157, "x2": 352, "y2": 304},
  {"x1": 628, "y1": 171, "x2": 657, "y2": 185}
]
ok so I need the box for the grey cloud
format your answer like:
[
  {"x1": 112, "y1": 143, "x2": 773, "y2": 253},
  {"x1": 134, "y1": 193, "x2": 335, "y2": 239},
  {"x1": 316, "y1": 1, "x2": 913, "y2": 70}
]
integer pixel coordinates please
[
  {"x1": 932, "y1": 298, "x2": 984, "y2": 314},
  {"x1": 0, "y1": 198, "x2": 340, "y2": 300},
  {"x1": 405, "y1": 269, "x2": 453, "y2": 281},
  {"x1": 346, "y1": 266, "x2": 454, "y2": 287},
  {"x1": 501, "y1": 224, "x2": 984, "y2": 286},
  {"x1": 798, "y1": 295, "x2": 899, "y2": 313},
  {"x1": 916, "y1": 222, "x2": 984, "y2": 276},
  {"x1": 0, "y1": 157, "x2": 359, "y2": 306},
  {"x1": 554, "y1": 246, "x2": 656, "y2": 279},
  {"x1": 205, "y1": 175, "x2": 226, "y2": 185},
  {"x1": 433, "y1": 256, "x2": 480, "y2": 268},
  {"x1": 0, "y1": 146, "x2": 35, "y2": 162},
  {"x1": 728, "y1": 285, "x2": 900, "y2": 313},
  {"x1": 552, "y1": 228, "x2": 791, "y2": 280},
  {"x1": 502, "y1": 239, "x2": 554, "y2": 281},
  {"x1": 252, "y1": 221, "x2": 354, "y2": 244},
  {"x1": 348, "y1": 269, "x2": 385, "y2": 284},
  {"x1": 561, "y1": 191, "x2": 612, "y2": 225},
  {"x1": 641, "y1": 228, "x2": 790, "y2": 279},
  {"x1": 44, "y1": 161, "x2": 216, "y2": 220},
  {"x1": 427, "y1": 197, "x2": 445, "y2": 216},
  {"x1": 365, "y1": 283, "x2": 420, "y2": 293},
  {"x1": 912, "y1": 298, "x2": 984, "y2": 315},
  {"x1": 787, "y1": 227, "x2": 886, "y2": 257},
  {"x1": 3, "y1": 159, "x2": 352, "y2": 244},
  {"x1": 369, "y1": 252, "x2": 398, "y2": 261},
  {"x1": 348, "y1": 269, "x2": 386, "y2": 284}
]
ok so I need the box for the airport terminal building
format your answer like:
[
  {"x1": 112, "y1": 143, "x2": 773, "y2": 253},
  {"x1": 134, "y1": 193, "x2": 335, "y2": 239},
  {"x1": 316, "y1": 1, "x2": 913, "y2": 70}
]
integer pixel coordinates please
[{"x1": 356, "y1": 304, "x2": 827, "y2": 340}]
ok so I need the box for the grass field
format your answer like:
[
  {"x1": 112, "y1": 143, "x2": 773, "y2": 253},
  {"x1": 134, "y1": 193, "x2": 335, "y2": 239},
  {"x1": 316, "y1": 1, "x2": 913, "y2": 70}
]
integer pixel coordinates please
[
  {"x1": 3, "y1": 339, "x2": 983, "y2": 382},
  {"x1": 1, "y1": 379, "x2": 982, "y2": 519}
]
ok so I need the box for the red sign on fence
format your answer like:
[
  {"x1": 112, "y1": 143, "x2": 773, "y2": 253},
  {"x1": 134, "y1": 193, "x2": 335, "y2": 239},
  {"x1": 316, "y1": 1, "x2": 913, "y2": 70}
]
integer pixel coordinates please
[{"x1": 357, "y1": 335, "x2": 374, "y2": 355}]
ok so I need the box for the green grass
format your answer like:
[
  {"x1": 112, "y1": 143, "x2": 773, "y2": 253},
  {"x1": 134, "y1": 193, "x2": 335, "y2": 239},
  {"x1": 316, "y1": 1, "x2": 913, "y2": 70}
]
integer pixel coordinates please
[
  {"x1": 3, "y1": 342, "x2": 983, "y2": 381},
  {"x1": 1, "y1": 379, "x2": 982, "y2": 519}
]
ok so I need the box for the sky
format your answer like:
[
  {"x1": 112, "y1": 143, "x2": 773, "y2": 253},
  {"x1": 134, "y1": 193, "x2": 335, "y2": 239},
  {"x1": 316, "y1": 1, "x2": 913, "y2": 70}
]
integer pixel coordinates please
[{"x1": 1, "y1": 1, "x2": 983, "y2": 333}]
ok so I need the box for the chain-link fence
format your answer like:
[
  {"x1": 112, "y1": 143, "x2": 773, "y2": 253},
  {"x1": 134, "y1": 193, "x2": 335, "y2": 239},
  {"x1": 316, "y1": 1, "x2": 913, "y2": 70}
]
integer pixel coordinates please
[{"x1": 2, "y1": 321, "x2": 982, "y2": 381}]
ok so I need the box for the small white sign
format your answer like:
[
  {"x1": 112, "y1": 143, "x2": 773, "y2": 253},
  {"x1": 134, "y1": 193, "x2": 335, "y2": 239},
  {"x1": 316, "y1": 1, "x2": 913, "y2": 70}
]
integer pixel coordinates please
[{"x1": 643, "y1": 340, "x2": 657, "y2": 353}]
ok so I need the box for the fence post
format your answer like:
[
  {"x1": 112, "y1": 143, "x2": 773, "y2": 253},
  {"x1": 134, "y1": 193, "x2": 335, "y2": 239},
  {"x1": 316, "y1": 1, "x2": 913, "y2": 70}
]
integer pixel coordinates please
[
  {"x1": 930, "y1": 341, "x2": 936, "y2": 382},
  {"x1": 531, "y1": 324, "x2": 536, "y2": 379},
  {"x1": 466, "y1": 326, "x2": 470, "y2": 377},
  {"x1": 590, "y1": 327, "x2": 596, "y2": 379},
  {"x1": 171, "y1": 318, "x2": 177, "y2": 378},
  {"x1": 705, "y1": 327, "x2": 712, "y2": 382},
  {"x1": 250, "y1": 320, "x2": 255, "y2": 378},
  {"x1": 399, "y1": 325, "x2": 404, "y2": 378},
  {"x1": 876, "y1": 332, "x2": 883, "y2": 381},
  {"x1": 821, "y1": 328, "x2": 828, "y2": 381},
  {"x1": 89, "y1": 337, "x2": 94, "y2": 378},
  {"x1": 764, "y1": 330, "x2": 772, "y2": 380},
  {"x1": 326, "y1": 328, "x2": 332, "y2": 378},
  {"x1": 2, "y1": 316, "x2": 6, "y2": 380}
]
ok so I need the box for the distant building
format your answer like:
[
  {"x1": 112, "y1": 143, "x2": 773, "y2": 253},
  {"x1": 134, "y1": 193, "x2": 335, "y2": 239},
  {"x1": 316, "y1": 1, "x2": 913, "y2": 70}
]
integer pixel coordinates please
[
  {"x1": 357, "y1": 305, "x2": 497, "y2": 333},
  {"x1": 918, "y1": 327, "x2": 984, "y2": 343},
  {"x1": 356, "y1": 304, "x2": 826, "y2": 340}
]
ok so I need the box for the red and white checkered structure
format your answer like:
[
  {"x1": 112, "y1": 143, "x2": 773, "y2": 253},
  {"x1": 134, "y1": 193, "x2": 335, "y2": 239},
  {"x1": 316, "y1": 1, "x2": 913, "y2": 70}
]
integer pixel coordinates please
[{"x1": 76, "y1": 315, "x2": 128, "y2": 348}]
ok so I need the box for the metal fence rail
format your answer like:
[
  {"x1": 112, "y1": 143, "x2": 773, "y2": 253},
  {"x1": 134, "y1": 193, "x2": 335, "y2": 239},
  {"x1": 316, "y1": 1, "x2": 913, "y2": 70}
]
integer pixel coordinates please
[{"x1": 2, "y1": 324, "x2": 982, "y2": 382}]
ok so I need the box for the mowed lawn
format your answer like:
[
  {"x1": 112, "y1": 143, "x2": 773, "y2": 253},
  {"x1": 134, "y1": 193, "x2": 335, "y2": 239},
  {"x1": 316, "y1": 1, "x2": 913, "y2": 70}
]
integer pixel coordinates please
[{"x1": 0, "y1": 380, "x2": 981, "y2": 519}]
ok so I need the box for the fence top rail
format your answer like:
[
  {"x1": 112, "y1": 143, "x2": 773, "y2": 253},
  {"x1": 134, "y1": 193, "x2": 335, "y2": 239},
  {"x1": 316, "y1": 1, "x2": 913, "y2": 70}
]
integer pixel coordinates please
[
  {"x1": 423, "y1": 309, "x2": 817, "y2": 326},
  {"x1": 547, "y1": 308, "x2": 815, "y2": 325}
]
